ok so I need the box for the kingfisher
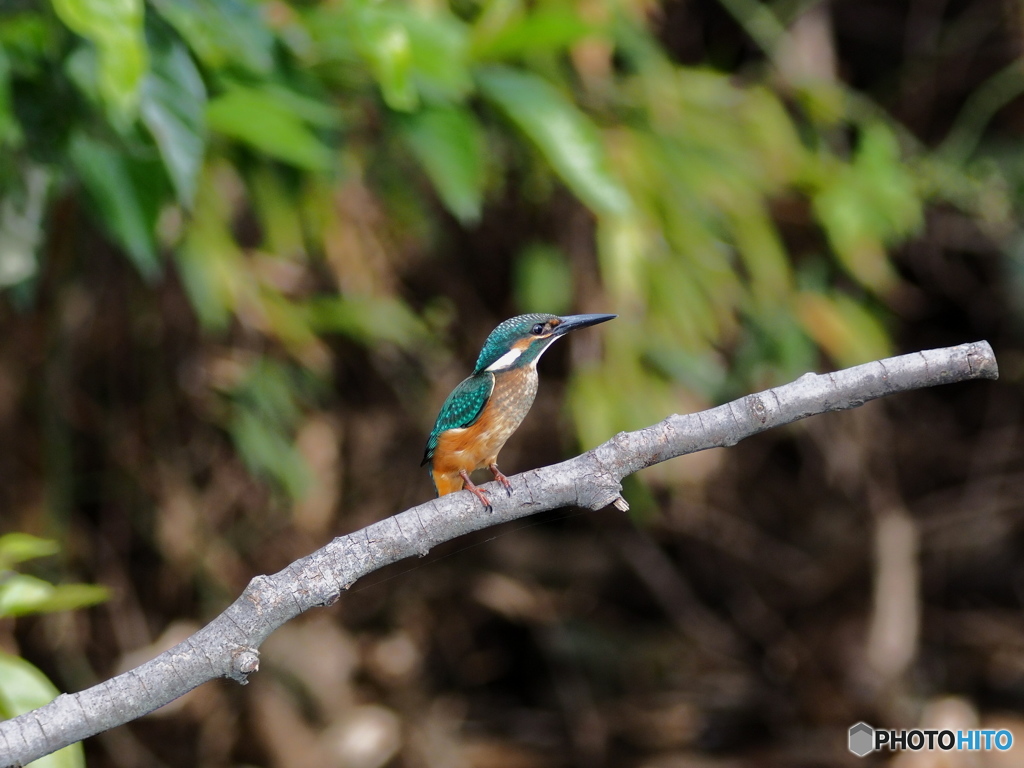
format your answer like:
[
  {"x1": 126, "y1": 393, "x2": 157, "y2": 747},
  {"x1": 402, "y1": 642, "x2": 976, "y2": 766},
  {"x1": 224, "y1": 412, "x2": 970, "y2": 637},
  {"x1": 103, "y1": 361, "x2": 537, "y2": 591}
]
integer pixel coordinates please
[{"x1": 423, "y1": 312, "x2": 616, "y2": 509}]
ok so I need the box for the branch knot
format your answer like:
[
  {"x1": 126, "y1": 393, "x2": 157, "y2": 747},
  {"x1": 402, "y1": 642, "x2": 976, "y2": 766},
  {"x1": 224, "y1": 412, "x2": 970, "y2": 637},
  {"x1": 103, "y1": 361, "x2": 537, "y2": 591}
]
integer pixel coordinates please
[{"x1": 228, "y1": 648, "x2": 260, "y2": 683}]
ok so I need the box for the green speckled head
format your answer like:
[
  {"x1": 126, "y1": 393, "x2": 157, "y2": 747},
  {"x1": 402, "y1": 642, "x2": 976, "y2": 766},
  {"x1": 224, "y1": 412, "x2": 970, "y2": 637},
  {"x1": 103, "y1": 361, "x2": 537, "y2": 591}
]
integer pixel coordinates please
[
  {"x1": 474, "y1": 314, "x2": 555, "y2": 372},
  {"x1": 473, "y1": 313, "x2": 617, "y2": 373}
]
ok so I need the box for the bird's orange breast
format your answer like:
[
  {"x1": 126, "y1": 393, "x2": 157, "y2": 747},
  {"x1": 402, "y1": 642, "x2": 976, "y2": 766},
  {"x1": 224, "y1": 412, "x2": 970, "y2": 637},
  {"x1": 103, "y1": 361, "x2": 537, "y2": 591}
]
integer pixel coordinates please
[{"x1": 430, "y1": 366, "x2": 539, "y2": 494}]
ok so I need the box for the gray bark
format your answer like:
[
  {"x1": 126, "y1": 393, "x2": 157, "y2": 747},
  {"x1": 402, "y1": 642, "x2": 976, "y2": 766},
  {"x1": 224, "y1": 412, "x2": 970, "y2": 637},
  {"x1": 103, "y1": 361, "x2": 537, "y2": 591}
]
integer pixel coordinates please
[{"x1": 0, "y1": 340, "x2": 998, "y2": 766}]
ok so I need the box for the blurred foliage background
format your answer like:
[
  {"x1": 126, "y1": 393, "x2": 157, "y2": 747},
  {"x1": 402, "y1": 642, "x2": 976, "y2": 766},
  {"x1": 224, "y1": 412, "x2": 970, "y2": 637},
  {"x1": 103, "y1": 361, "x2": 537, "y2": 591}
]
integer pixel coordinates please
[{"x1": 1, "y1": 0, "x2": 1023, "y2": 765}]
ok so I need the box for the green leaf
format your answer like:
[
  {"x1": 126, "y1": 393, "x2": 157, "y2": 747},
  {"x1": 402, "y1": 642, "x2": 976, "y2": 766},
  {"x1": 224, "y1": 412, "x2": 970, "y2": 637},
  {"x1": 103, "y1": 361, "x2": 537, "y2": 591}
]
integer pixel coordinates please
[
  {"x1": 233, "y1": 359, "x2": 303, "y2": 427},
  {"x1": 0, "y1": 533, "x2": 59, "y2": 570},
  {"x1": 472, "y1": 7, "x2": 594, "y2": 59},
  {"x1": 477, "y1": 66, "x2": 630, "y2": 215},
  {"x1": 230, "y1": 410, "x2": 311, "y2": 500},
  {"x1": 33, "y1": 582, "x2": 110, "y2": 613},
  {"x1": 248, "y1": 167, "x2": 306, "y2": 257},
  {"x1": 358, "y1": 4, "x2": 470, "y2": 109},
  {"x1": 0, "y1": 652, "x2": 85, "y2": 768},
  {"x1": 149, "y1": 0, "x2": 274, "y2": 74},
  {"x1": 399, "y1": 106, "x2": 486, "y2": 223},
  {"x1": 857, "y1": 123, "x2": 923, "y2": 238},
  {"x1": 0, "y1": 13, "x2": 57, "y2": 72},
  {"x1": 173, "y1": 164, "x2": 243, "y2": 330},
  {"x1": 812, "y1": 122, "x2": 921, "y2": 292},
  {"x1": 729, "y1": 198, "x2": 793, "y2": 306},
  {"x1": 398, "y1": 10, "x2": 471, "y2": 102},
  {"x1": 223, "y1": 357, "x2": 330, "y2": 499},
  {"x1": 0, "y1": 576, "x2": 108, "y2": 617},
  {"x1": 309, "y1": 3, "x2": 470, "y2": 109},
  {"x1": 0, "y1": 166, "x2": 50, "y2": 288},
  {"x1": 173, "y1": 236, "x2": 231, "y2": 330},
  {"x1": 68, "y1": 132, "x2": 160, "y2": 279},
  {"x1": 0, "y1": 575, "x2": 53, "y2": 617},
  {"x1": 258, "y1": 85, "x2": 343, "y2": 130},
  {"x1": 304, "y1": 296, "x2": 430, "y2": 348},
  {"x1": 206, "y1": 85, "x2": 335, "y2": 172},
  {"x1": 796, "y1": 292, "x2": 892, "y2": 368},
  {"x1": 513, "y1": 242, "x2": 573, "y2": 315},
  {"x1": 359, "y1": 12, "x2": 416, "y2": 111},
  {"x1": 140, "y1": 36, "x2": 206, "y2": 208},
  {"x1": 50, "y1": 0, "x2": 148, "y2": 120},
  {"x1": 0, "y1": 47, "x2": 21, "y2": 148}
]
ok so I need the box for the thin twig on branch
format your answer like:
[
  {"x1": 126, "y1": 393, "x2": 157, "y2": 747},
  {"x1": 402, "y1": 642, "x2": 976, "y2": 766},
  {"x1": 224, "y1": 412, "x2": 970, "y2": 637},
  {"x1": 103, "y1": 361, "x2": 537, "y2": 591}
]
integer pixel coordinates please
[{"x1": 0, "y1": 341, "x2": 998, "y2": 766}]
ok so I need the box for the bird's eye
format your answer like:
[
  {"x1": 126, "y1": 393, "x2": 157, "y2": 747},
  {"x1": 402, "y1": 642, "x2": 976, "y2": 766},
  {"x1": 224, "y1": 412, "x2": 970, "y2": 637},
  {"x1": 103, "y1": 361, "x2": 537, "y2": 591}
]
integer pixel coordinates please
[{"x1": 531, "y1": 323, "x2": 545, "y2": 335}]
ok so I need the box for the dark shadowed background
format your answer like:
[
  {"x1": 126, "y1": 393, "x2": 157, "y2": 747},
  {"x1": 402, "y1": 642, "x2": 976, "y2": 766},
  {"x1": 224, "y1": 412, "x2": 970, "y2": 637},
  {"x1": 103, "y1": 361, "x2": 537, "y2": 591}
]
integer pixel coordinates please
[{"x1": 1, "y1": 0, "x2": 1023, "y2": 766}]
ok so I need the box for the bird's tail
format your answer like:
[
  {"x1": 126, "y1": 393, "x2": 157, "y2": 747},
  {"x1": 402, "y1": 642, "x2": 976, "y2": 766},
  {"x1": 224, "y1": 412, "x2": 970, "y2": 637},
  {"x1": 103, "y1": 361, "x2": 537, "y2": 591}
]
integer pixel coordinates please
[{"x1": 430, "y1": 469, "x2": 464, "y2": 497}]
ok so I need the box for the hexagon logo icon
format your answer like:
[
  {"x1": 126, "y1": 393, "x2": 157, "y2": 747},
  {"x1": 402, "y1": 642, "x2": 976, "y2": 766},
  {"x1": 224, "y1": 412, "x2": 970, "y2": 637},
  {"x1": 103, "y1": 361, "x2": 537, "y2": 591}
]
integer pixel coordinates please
[{"x1": 849, "y1": 722, "x2": 875, "y2": 757}]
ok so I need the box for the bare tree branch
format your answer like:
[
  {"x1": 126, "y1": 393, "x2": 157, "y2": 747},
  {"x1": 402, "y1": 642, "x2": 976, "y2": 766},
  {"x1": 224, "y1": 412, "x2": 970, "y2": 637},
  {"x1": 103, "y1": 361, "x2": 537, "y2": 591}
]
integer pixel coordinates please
[{"x1": 0, "y1": 341, "x2": 998, "y2": 766}]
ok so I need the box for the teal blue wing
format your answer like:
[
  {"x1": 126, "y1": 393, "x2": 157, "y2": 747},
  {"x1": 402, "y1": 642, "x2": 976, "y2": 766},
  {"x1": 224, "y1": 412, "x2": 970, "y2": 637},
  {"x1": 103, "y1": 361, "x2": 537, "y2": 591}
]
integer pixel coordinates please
[{"x1": 422, "y1": 372, "x2": 495, "y2": 466}]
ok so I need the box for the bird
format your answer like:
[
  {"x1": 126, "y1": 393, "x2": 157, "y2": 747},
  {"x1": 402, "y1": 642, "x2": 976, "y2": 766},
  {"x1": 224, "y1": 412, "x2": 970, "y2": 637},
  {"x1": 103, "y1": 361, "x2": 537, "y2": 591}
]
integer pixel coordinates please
[{"x1": 422, "y1": 312, "x2": 616, "y2": 509}]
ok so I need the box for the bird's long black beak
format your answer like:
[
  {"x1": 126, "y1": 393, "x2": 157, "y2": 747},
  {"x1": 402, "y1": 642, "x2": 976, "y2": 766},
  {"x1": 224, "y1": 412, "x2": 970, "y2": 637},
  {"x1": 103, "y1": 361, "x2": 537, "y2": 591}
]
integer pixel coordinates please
[{"x1": 551, "y1": 313, "x2": 617, "y2": 336}]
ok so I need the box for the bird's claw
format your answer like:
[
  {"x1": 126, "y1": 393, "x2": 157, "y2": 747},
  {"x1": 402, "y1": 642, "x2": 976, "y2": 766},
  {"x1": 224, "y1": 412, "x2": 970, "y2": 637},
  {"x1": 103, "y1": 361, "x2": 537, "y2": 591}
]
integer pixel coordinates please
[
  {"x1": 489, "y1": 464, "x2": 513, "y2": 497},
  {"x1": 468, "y1": 485, "x2": 493, "y2": 512},
  {"x1": 461, "y1": 470, "x2": 494, "y2": 512}
]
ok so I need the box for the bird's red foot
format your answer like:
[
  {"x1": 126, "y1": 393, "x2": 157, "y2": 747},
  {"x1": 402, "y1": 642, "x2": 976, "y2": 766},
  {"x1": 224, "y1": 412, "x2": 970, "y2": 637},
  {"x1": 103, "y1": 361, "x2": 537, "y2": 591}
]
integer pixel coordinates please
[
  {"x1": 489, "y1": 463, "x2": 513, "y2": 497},
  {"x1": 460, "y1": 469, "x2": 492, "y2": 512}
]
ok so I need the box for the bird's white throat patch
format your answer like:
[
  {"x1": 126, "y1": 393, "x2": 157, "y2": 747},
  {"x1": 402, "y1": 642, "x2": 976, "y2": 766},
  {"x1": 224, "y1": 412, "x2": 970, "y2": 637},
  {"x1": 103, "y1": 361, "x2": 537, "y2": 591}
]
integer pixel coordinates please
[{"x1": 484, "y1": 347, "x2": 523, "y2": 371}]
